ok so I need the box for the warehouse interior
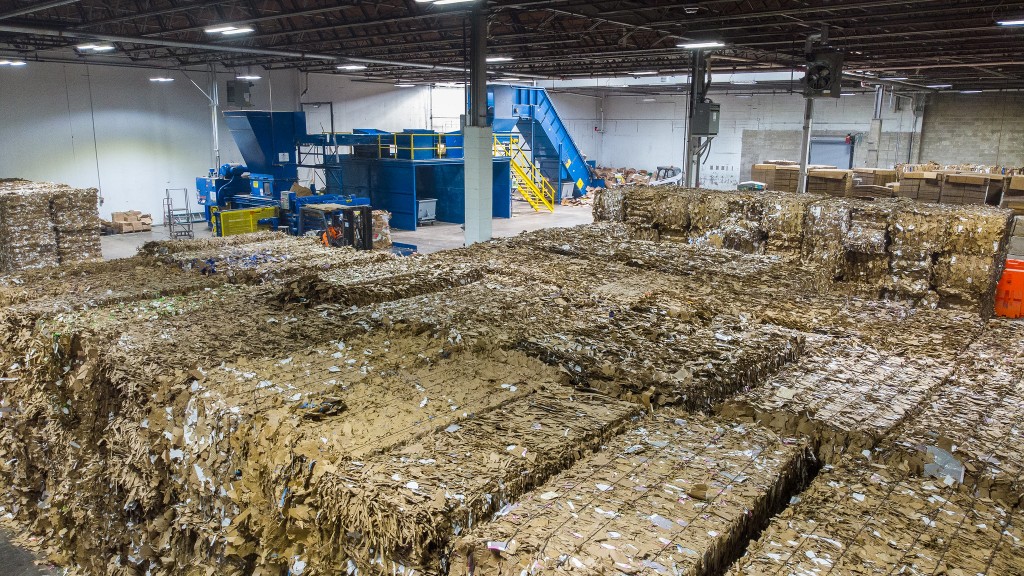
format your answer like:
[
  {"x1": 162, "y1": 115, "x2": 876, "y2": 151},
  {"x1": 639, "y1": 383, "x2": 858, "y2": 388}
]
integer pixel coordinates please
[{"x1": 2, "y1": 1, "x2": 1024, "y2": 575}]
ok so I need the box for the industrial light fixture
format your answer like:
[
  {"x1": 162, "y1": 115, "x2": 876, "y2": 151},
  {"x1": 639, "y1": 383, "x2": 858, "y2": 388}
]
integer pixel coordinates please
[
  {"x1": 395, "y1": 82, "x2": 416, "y2": 87},
  {"x1": 77, "y1": 43, "x2": 116, "y2": 52},
  {"x1": 997, "y1": 19, "x2": 1024, "y2": 26},
  {"x1": 498, "y1": 77, "x2": 521, "y2": 81},
  {"x1": 960, "y1": 90, "x2": 983, "y2": 94},
  {"x1": 882, "y1": 76, "x2": 909, "y2": 81},
  {"x1": 149, "y1": 77, "x2": 174, "y2": 82},
  {"x1": 642, "y1": 98, "x2": 657, "y2": 102},
  {"x1": 415, "y1": 0, "x2": 479, "y2": 5},
  {"x1": 678, "y1": 41, "x2": 725, "y2": 49},
  {"x1": 487, "y1": 56, "x2": 513, "y2": 63},
  {"x1": 840, "y1": 92, "x2": 858, "y2": 96},
  {"x1": 0, "y1": 60, "x2": 26, "y2": 66},
  {"x1": 337, "y1": 64, "x2": 368, "y2": 71},
  {"x1": 927, "y1": 84, "x2": 953, "y2": 89},
  {"x1": 205, "y1": 25, "x2": 254, "y2": 35},
  {"x1": 632, "y1": 71, "x2": 658, "y2": 75},
  {"x1": 236, "y1": 74, "x2": 261, "y2": 80}
]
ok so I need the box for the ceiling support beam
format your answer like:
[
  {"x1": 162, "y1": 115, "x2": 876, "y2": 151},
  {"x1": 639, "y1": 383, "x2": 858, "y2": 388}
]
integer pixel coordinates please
[{"x1": 0, "y1": 0, "x2": 80, "y2": 20}]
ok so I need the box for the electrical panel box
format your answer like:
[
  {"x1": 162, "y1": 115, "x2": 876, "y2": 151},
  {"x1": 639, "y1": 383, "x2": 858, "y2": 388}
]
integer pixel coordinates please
[
  {"x1": 225, "y1": 80, "x2": 254, "y2": 107},
  {"x1": 691, "y1": 102, "x2": 721, "y2": 136}
]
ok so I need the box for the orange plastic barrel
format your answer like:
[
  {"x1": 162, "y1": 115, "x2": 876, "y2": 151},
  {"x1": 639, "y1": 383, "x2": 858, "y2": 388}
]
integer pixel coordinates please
[{"x1": 995, "y1": 259, "x2": 1024, "y2": 319}]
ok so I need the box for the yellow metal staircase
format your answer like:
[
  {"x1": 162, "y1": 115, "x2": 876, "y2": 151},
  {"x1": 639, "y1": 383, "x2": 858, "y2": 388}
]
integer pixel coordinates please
[{"x1": 494, "y1": 135, "x2": 556, "y2": 212}]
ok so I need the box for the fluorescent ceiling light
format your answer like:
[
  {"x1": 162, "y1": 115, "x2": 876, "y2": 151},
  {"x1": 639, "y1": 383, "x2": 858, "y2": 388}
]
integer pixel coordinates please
[
  {"x1": 337, "y1": 64, "x2": 367, "y2": 70},
  {"x1": 841, "y1": 92, "x2": 858, "y2": 96},
  {"x1": 678, "y1": 41, "x2": 725, "y2": 49},
  {"x1": 236, "y1": 75, "x2": 262, "y2": 80},
  {"x1": 960, "y1": 90, "x2": 983, "y2": 94},
  {"x1": 395, "y1": 83, "x2": 416, "y2": 87},
  {"x1": 927, "y1": 84, "x2": 953, "y2": 89},
  {"x1": 221, "y1": 27, "x2": 255, "y2": 35},
  {"x1": 0, "y1": 60, "x2": 27, "y2": 66},
  {"x1": 632, "y1": 71, "x2": 658, "y2": 75},
  {"x1": 205, "y1": 25, "x2": 240, "y2": 33},
  {"x1": 642, "y1": 98, "x2": 656, "y2": 102},
  {"x1": 77, "y1": 43, "x2": 115, "y2": 52},
  {"x1": 997, "y1": 19, "x2": 1024, "y2": 26},
  {"x1": 150, "y1": 77, "x2": 174, "y2": 82},
  {"x1": 486, "y1": 56, "x2": 513, "y2": 62},
  {"x1": 882, "y1": 76, "x2": 909, "y2": 81},
  {"x1": 498, "y1": 77, "x2": 521, "y2": 81}
]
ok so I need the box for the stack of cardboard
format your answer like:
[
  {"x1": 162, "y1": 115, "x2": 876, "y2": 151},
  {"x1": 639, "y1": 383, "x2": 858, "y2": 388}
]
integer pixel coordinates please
[
  {"x1": 750, "y1": 162, "x2": 801, "y2": 193},
  {"x1": 1002, "y1": 175, "x2": 1024, "y2": 215},
  {"x1": 110, "y1": 210, "x2": 153, "y2": 233},
  {"x1": 853, "y1": 167, "x2": 898, "y2": 187},
  {"x1": 898, "y1": 171, "x2": 944, "y2": 202},
  {"x1": 941, "y1": 173, "x2": 1003, "y2": 205},
  {"x1": 807, "y1": 169, "x2": 854, "y2": 197}
]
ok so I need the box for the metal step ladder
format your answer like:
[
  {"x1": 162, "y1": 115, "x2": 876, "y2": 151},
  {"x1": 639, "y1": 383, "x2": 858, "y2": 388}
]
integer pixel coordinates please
[{"x1": 163, "y1": 188, "x2": 195, "y2": 240}]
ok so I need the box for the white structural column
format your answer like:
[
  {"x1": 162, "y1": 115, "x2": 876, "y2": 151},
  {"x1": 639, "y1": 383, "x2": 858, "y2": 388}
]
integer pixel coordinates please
[
  {"x1": 463, "y1": 125, "x2": 493, "y2": 244},
  {"x1": 464, "y1": 6, "x2": 493, "y2": 246}
]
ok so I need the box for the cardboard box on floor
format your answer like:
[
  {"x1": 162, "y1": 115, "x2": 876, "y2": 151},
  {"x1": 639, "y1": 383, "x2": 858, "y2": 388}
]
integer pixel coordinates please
[{"x1": 110, "y1": 210, "x2": 153, "y2": 233}]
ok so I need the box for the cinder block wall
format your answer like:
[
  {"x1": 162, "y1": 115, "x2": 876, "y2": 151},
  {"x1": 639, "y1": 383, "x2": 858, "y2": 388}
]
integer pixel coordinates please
[{"x1": 919, "y1": 93, "x2": 1024, "y2": 166}]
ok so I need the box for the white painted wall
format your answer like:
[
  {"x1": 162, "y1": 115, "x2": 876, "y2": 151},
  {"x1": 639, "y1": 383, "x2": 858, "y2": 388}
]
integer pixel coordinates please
[
  {"x1": 551, "y1": 90, "x2": 919, "y2": 190},
  {"x1": 0, "y1": 62, "x2": 299, "y2": 222}
]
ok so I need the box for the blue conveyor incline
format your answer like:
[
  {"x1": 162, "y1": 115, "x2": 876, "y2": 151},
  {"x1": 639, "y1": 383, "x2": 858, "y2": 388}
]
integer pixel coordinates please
[{"x1": 490, "y1": 85, "x2": 592, "y2": 196}]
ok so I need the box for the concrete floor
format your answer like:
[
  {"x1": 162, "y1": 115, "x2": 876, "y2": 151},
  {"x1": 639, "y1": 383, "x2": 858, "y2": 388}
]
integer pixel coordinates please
[
  {"x1": 101, "y1": 201, "x2": 593, "y2": 260},
  {"x1": 0, "y1": 530, "x2": 55, "y2": 576},
  {"x1": 392, "y1": 201, "x2": 594, "y2": 253},
  {"x1": 101, "y1": 223, "x2": 215, "y2": 260}
]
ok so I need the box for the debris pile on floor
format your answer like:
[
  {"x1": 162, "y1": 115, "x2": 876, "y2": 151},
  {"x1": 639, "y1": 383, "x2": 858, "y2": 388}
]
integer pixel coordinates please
[
  {"x1": 0, "y1": 179, "x2": 100, "y2": 273},
  {"x1": 1, "y1": 226, "x2": 1023, "y2": 575},
  {"x1": 594, "y1": 186, "x2": 1013, "y2": 313},
  {"x1": 591, "y1": 166, "x2": 652, "y2": 189}
]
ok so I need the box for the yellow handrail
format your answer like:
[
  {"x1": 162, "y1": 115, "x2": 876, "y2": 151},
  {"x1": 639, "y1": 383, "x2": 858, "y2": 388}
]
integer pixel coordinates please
[{"x1": 495, "y1": 134, "x2": 555, "y2": 212}]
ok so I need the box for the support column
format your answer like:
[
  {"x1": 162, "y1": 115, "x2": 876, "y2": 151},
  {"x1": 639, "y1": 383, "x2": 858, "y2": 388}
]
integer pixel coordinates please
[
  {"x1": 797, "y1": 97, "x2": 814, "y2": 194},
  {"x1": 684, "y1": 50, "x2": 708, "y2": 188},
  {"x1": 464, "y1": 6, "x2": 492, "y2": 246},
  {"x1": 865, "y1": 85, "x2": 884, "y2": 168},
  {"x1": 210, "y1": 68, "x2": 221, "y2": 169}
]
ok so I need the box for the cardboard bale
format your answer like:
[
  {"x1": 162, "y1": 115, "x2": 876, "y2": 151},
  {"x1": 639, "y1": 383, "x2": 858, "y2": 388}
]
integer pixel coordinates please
[
  {"x1": 315, "y1": 389, "x2": 640, "y2": 573},
  {"x1": 449, "y1": 413, "x2": 812, "y2": 576},
  {"x1": 730, "y1": 463, "x2": 1024, "y2": 575},
  {"x1": 883, "y1": 319, "x2": 1024, "y2": 504},
  {"x1": 719, "y1": 334, "x2": 956, "y2": 463},
  {"x1": 591, "y1": 187, "x2": 627, "y2": 223},
  {"x1": 372, "y1": 209, "x2": 393, "y2": 249}
]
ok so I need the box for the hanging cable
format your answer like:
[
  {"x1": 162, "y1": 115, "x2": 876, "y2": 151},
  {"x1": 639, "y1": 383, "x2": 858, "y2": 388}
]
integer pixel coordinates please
[{"x1": 84, "y1": 64, "x2": 104, "y2": 205}]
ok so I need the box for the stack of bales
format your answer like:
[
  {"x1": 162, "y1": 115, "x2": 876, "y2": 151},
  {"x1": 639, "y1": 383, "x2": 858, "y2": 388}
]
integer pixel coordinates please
[{"x1": 0, "y1": 179, "x2": 101, "y2": 273}]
